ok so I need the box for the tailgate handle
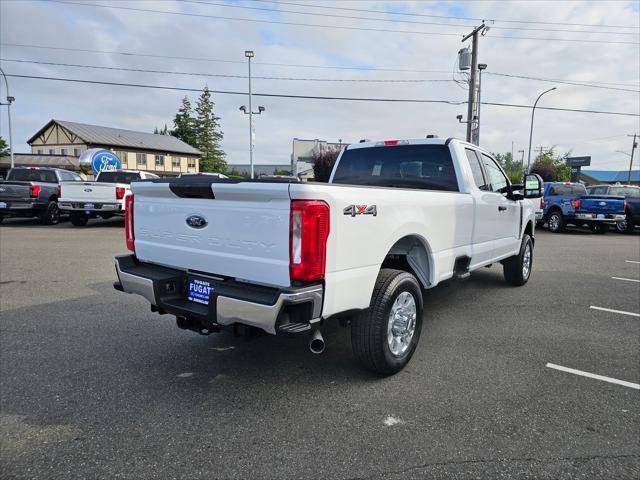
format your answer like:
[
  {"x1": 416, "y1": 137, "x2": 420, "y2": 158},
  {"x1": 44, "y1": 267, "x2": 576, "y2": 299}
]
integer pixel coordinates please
[{"x1": 498, "y1": 206, "x2": 507, "y2": 211}]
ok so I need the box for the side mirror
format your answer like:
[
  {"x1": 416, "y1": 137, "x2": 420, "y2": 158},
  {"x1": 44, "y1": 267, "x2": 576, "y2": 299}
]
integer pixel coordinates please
[{"x1": 523, "y1": 173, "x2": 543, "y2": 198}]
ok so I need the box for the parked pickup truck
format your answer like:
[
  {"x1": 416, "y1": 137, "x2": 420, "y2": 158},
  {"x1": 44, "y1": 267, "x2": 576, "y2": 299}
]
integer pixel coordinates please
[
  {"x1": 542, "y1": 182, "x2": 626, "y2": 233},
  {"x1": 113, "y1": 138, "x2": 543, "y2": 374},
  {"x1": 586, "y1": 184, "x2": 640, "y2": 233},
  {"x1": 59, "y1": 170, "x2": 159, "y2": 226},
  {"x1": 0, "y1": 166, "x2": 82, "y2": 225}
]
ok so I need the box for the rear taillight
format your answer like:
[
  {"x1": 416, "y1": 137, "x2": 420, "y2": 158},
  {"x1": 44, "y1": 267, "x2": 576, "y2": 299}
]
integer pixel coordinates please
[
  {"x1": 29, "y1": 185, "x2": 41, "y2": 198},
  {"x1": 116, "y1": 187, "x2": 126, "y2": 199},
  {"x1": 289, "y1": 200, "x2": 330, "y2": 282},
  {"x1": 571, "y1": 199, "x2": 581, "y2": 209},
  {"x1": 540, "y1": 197, "x2": 544, "y2": 209},
  {"x1": 623, "y1": 200, "x2": 627, "y2": 211},
  {"x1": 125, "y1": 194, "x2": 135, "y2": 252}
]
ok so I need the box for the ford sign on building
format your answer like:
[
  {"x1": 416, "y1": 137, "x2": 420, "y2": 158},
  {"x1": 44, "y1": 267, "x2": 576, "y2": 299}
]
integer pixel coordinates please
[{"x1": 79, "y1": 149, "x2": 122, "y2": 175}]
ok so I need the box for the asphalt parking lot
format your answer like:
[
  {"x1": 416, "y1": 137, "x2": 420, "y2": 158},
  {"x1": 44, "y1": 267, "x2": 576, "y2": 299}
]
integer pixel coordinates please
[{"x1": 1, "y1": 218, "x2": 639, "y2": 479}]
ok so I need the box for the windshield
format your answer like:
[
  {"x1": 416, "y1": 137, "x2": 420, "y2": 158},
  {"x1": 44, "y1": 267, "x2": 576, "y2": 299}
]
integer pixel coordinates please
[
  {"x1": 97, "y1": 172, "x2": 141, "y2": 184},
  {"x1": 332, "y1": 144, "x2": 458, "y2": 191},
  {"x1": 7, "y1": 169, "x2": 57, "y2": 183},
  {"x1": 610, "y1": 186, "x2": 640, "y2": 198}
]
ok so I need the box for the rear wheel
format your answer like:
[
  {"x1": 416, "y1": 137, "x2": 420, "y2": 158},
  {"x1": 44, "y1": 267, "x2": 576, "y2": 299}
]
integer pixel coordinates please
[
  {"x1": 589, "y1": 223, "x2": 609, "y2": 234},
  {"x1": 40, "y1": 201, "x2": 60, "y2": 225},
  {"x1": 547, "y1": 211, "x2": 565, "y2": 233},
  {"x1": 503, "y1": 234, "x2": 533, "y2": 286},
  {"x1": 351, "y1": 269, "x2": 423, "y2": 375},
  {"x1": 616, "y1": 213, "x2": 634, "y2": 234},
  {"x1": 70, "y1": 212, "x2": 89, "y2": 227}
]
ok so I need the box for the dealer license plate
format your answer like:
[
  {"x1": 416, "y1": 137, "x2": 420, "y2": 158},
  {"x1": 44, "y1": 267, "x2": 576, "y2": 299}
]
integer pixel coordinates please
[
  {"x1": 0, "y1": 202, "x2": 6, "y2": 208},
  {"x1": 188, "y1": 278, "x2": 214, "y2": 305},
  {"x1": 84, "y1": 203, "x2": 95, "y2": 210},
  {"x1": 597, "y1": 214, "x2": 605, "y2": 219}
]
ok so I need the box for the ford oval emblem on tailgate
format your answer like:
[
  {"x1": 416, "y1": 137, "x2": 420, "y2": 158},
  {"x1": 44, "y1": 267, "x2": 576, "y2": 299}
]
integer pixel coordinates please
[
  {"x1": 84, "y1": 188, "x2": 93, "y2": 192},
  {"x1": 599, "y1": 201, "x2": 606, "y2": 206},
  {"x1": 186, "y1": 215, "x2": 208, "y2": 229}
]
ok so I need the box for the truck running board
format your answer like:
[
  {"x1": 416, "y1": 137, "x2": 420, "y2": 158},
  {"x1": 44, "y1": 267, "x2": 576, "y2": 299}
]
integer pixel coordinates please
[{"x1": 453, "y1": 256, "x2": 471, "y2": 280}]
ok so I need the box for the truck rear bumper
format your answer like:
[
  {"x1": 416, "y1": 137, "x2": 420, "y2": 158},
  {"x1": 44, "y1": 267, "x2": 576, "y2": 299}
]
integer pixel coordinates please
[
  {"x1": 59, "y1": 202, "x2": 121, "y2": 212},
  {"x1": 113, "y1": 255, "x2": 323, "y2": 335},
  {"x1": 0, "y1": 201, "x2": 45, "y2": 216},
  {"x1": 574, "y1": 213, "x2": 625, "y2": 222}
]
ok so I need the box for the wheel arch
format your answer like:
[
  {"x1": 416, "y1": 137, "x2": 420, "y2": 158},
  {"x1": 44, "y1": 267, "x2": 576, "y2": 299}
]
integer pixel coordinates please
[{"x1": 381, "y1": 234, "x2": 433, "y2": 289}]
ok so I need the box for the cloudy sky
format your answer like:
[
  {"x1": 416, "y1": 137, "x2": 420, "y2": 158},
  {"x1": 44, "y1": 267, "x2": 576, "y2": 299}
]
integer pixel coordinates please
[{"x1": 1, "y1": 0, "x2": 639, "y2": 170}]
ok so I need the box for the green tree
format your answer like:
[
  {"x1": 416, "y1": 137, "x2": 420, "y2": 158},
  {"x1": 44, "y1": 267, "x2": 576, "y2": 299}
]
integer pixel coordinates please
[
  {"x1": 194, "y1": 87, "x2": 226, "y2": 173},
  {"x1": 312, "y1": 148, "x2": 340, "y2": 182},
  {"x1": 171, "y1": 96, "x2": 197, "y2": 147},
  {"x1": 153, "y1": 124, "x2": 169, "y2": 135},
  {"x1": 0, "y1": 136, "x2": 9, "y2": 157},
  {"x1": 530, "y1": 147, "x2": 571, "y2": 182},
  {"x1": 493, "y1": 151, "x2": 524, "y2": 184}
]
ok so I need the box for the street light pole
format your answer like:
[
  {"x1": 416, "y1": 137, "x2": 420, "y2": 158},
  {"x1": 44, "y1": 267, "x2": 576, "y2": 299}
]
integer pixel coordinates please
[
  {"x1": 527, "y1": 87, "x2": 556, "y2": 173},
  {"x1": 476, "y1": 63, "x2": 487, "y2": 145},
  {"x1": 245, "y1": 50, "x2": 254, "y2": 179},
  {"x1": 0, "y1": 66, "x2": 15, "y2": 169}
]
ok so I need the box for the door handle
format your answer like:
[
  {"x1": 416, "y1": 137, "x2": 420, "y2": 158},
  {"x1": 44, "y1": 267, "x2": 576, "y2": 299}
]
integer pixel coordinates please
[{"x1": 498, "y1": 206, "x2": 507, "y2": 211}]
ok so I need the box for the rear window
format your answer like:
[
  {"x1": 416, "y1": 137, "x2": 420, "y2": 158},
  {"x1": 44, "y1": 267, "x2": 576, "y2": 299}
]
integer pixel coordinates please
[
  {"x1": 7, "y1": 169, "x2": 57, "y2": 183},
  {"x1": 97, "y1": 172, "x2": 141, "y2": 184},
  {"x1": 548, "y1": 184, "x2": 587, "y2": 196},
  {"x1": 332, "y1": 144, "x2": 458, "y2": 191},
  {"x1": 610, "y1": 186, "x2": 640, "y2": 198}
]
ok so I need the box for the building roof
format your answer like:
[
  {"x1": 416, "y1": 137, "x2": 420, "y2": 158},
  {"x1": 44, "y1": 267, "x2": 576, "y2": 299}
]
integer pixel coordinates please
[
  {"x1": 0, "y1": 153, "x2": 81, "y2": 170},
  {"x1": 582, "y1": 169, "x2": 640, "y2": 183},
  {"x1": 27, "y1": 119, "x2": 202, "y2": 156}
]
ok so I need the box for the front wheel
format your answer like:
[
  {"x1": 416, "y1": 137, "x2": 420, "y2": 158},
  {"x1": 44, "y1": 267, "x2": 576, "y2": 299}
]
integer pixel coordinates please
[
  {"x1": 547, "y1": 211, "x2": 565, "y2": 233},
  {"x1": 40, "y1": 201, "x2": 60, "y2": 225},
  {"x1": 351, "y1": 269, "x2": 423, "y2": 375},
  {"x1": 589, "y1": 223, "x2": 609, "y2": 234},
  {"x1": 70, "y1": 212, "x2": 89, "y2": 227},
  {"x1": 503, "y1": 234, "x2": 533, "y2": 286}
]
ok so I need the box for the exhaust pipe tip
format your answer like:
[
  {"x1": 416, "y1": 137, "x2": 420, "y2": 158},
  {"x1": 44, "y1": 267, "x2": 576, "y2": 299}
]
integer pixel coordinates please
[{"x1": 309, "y1": 329, "x2": 325, "y2": 354}]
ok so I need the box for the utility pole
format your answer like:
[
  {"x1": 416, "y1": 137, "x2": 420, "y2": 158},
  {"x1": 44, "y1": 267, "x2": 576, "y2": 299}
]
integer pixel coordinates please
[
  {"x1": 628, "y1": 134, "x2": 638, "y2": 184},
  {"x1": 0, "y1": 66, "x2": 15, "y2": 169},
  {"x1": 461, "y1": 24, "x2": 486, "y2": 144}
]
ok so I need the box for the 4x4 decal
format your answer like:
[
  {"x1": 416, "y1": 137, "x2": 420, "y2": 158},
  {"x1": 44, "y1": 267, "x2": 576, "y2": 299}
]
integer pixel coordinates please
[{"x1": 343, "y1": 205, "x2": 377, "y2": 217}]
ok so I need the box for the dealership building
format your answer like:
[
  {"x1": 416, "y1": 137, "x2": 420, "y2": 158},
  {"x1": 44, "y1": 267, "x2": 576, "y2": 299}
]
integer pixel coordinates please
[{"x1": 23, "y1": 119, "x2": 201, "y2": 177}]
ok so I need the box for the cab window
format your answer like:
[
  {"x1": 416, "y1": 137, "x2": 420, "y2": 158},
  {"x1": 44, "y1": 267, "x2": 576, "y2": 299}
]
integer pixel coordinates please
[
  {"x1": 481, "y1": 154, "x2": 509, "y2": 193},
  {"x1": 465, "y1": 149, "x2": 489, "y2": 191}
]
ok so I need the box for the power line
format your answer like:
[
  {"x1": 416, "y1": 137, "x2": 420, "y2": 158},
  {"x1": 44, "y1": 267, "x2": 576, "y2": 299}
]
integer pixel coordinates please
[
  {"x1": 0, "y1": 58, "x2": 456, "y2": 83},
  {"x1": 43, "y1": 0, "x2": 640, "y2": 45},
  {"x1": 485, "y1": 72, "x2": 639, "y2": 93},
  {"x1": 4, "y1": 43, "x2": 638, "y2": 89},
  {"x1": 7, "y1": 73, "x2": 640, "y2": 117},
  {"x1": 183, "y1": 0, "x2": 640, "y2": 36},
  {"x1": 257, "y1": 0, "x2": 640, "y2": 30}
]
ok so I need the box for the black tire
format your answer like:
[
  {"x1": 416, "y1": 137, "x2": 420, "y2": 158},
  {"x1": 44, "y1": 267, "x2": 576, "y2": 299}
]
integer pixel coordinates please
[
  {"x1": 589, "y1": 223, "x2": 609, "y2": 234},
  {"x1": 547, "y1": 210, "x2": 565, "y2": 233},
  {"x1": 503, "y1": 234, "x2": 533, "y2": 286},
  {"x1": 616, "y1": 213, "x2": 634, "y2": 234},
  {"x1": 535, "y1": 220, "x2": 544, "y2": 229},
  {"x1": 40, "y1": 201, "x2": 60, "y2": 225},
  {"x1": 351, "y1": 269, "x2": 423, "y2": 375},
  {"x1": 70, "y1": 212, "x2": 89, "y2": 227}
]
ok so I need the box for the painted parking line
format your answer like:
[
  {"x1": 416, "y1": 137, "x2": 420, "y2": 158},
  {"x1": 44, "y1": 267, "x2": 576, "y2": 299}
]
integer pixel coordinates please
[
  {"x1": 546, "y1": 363, "x2": 640, "y2": 390},
  {"x1": 589, "y1": 306, "x2": 640, "y2": 317},
  {"x1": 625, "y1": 260, "x2": 640, "y2": 264},
  {"x1": 611, "y1": 277, "x2": 640, "y2": 283}
]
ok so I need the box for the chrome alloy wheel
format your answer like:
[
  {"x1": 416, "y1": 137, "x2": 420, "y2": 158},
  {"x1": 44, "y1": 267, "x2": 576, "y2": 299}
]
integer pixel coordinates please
[
  {"x1": 522, "y1": 242, "x2": 532, "y2": 279},
  {"x1": 548, "y1": 214, "x2": 560, "y2": 231},
  {"x1": 387, "y1": 291, "x2": 417, "y2": 357}
]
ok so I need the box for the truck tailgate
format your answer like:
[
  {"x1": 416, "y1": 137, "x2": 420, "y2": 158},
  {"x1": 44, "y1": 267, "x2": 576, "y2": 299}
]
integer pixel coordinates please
[
  {"x1": 579, "y1": 195, "x2": 625, "y2": 214},
  {"x1": 132, "y1": 181, "x2": 292, "y2": 287},
  {"x1": 60, "y1": 182, "x2": 117, "y2": 203},
  {"x1": 0, "y1": 182, "x2": 32, "y2": 199}
]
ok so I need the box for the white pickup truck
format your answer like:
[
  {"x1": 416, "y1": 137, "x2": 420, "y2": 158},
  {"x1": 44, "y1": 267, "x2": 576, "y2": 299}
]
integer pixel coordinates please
[
  {"x1": 114, "y1": 138, "x2": 543, "y2": 374},
  {"x1": 59, "y1": 170, "x2": 159, "y2": 226}
]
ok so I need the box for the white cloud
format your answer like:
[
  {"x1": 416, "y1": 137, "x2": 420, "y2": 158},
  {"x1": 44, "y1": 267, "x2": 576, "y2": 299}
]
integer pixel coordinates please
[{"x1": 0, "y1": 0, "x2": 638, "y2": 170}]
